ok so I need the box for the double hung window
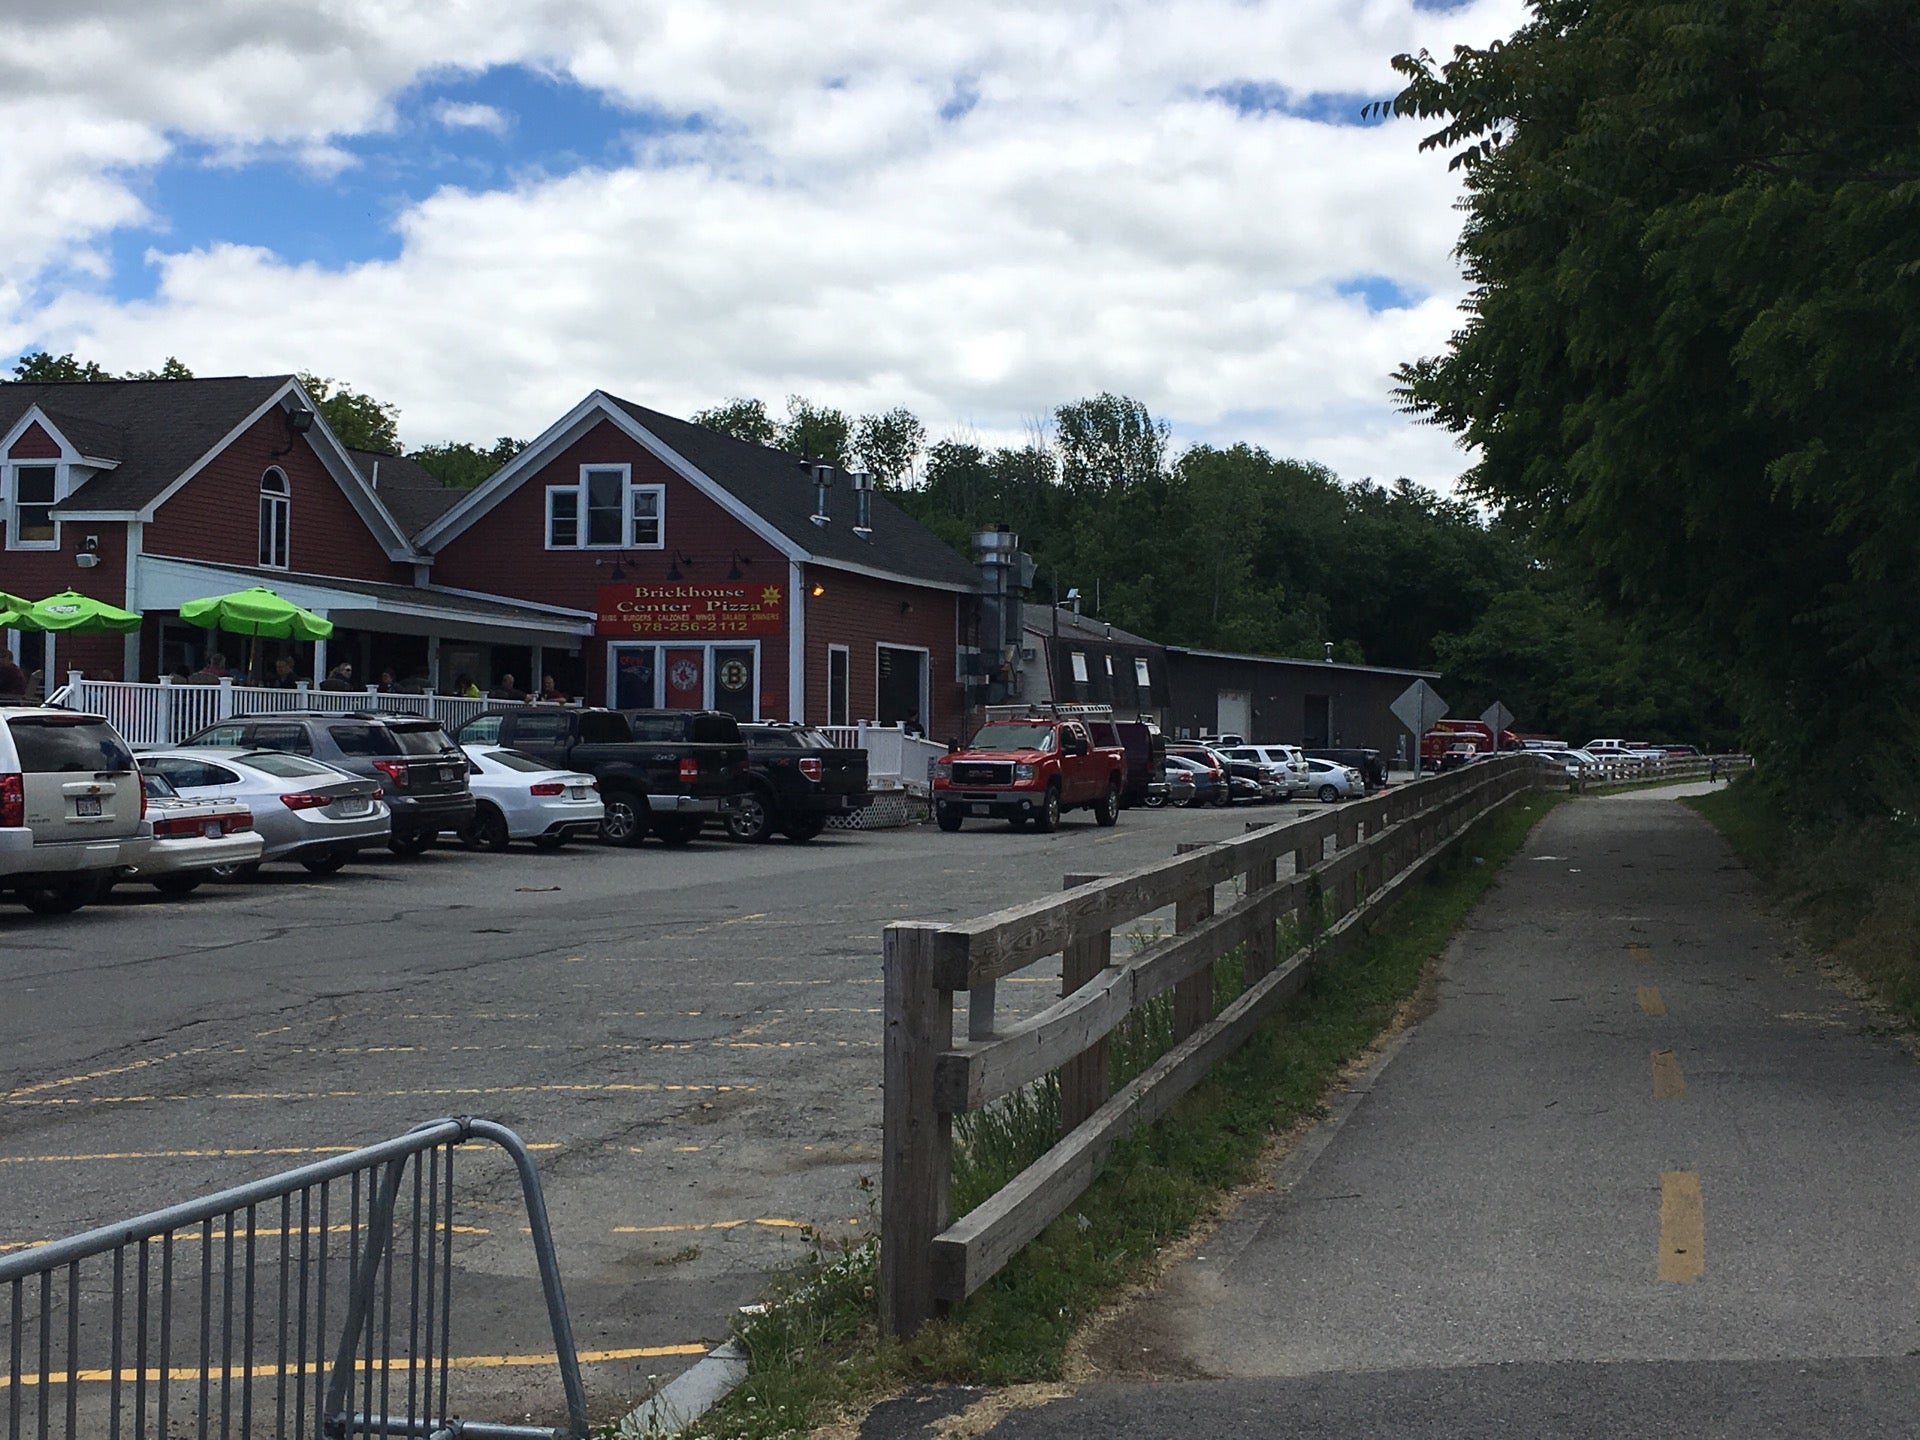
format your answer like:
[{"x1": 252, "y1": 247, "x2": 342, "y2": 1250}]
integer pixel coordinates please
[
  {"x1": 545, "y1": 464, "x2": 664, "y2": 550},
  {"x1": 6, "y1": 464, "x2": 58, "y2": 548}
]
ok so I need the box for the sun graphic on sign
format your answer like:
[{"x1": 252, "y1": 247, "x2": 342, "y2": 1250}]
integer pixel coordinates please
[{"x1": 760, "y1": 585, "x2": 782, "y2": 606}]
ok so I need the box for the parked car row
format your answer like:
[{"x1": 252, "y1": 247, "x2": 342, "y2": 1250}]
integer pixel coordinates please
[{"x1": 1146, "y1": 740, "x2": 1369, "y2": 807}]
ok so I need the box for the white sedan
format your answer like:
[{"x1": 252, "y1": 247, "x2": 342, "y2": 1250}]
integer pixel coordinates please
[
  {"x1": 458, "y1": 746, "x2": 603, "y2": 852},
  {"x1": 113, "y1": 771, "x2": 265, "y2": 896},
  {"x1": 1301, "y1": 756, "x2": 1365, "y2": 802}
]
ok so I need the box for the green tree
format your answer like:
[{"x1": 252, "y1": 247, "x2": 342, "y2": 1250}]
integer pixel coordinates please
[
  {"x1": 1053, "y1": 393, "x2": 1169, "y2": 498},
  {"x1": 691, "y1": 397, "x2": 779, "y2": 447},
  {"x1": 121, "y1": 357, "x2": 195, "y2": 380},
  {"x1": 408, "y1": 436, "x2": 526, "y2": 488},
  {"x1": 298, "y1": 373, "x2": 401, "y2": 453},
  {"x1": 10, "y1": 352, "x2": 111, "y2": 382},
  {"x1": 854, "y1": 407, "x2": 927, "y2": 487},
  {"x1": 776, "y1": 395, "x2": 853, "y2": 467},
  {"x1": 1381, "y1": 0, "x2": 1920, "y2": 801}
]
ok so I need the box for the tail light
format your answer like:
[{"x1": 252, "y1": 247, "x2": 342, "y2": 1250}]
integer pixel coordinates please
[
  {"x1": 0, "y1": 774, "x2": 22, "y2": 828},
  {"x1": 228, "y1": 813, "x2": 253, "y2": 832},
  {"x1": 139, "y1": 781, "x2": 147, "y2": 821},
  {"x1": 798, "y1": 758, "x2": 823, "y2": 782},
  {"x1": 679, "y1": 757, "x2": 699, "y2": 783},
  {"x1": 372, "y1": 759, "x2": 409, "y2": 789},
  {"x1": 154, "y1": 813, "x2": 250, "y2": 838},
  {"x1": 530, "y1": 782, "x2": 565, "y2": 797},
  {"x1": 280, "y1": 792, "x2": 333, "y2": 811}
]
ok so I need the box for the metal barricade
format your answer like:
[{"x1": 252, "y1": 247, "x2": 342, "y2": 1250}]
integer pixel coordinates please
[{"x1": 1, "y1": 1117, "x2": 587, "y2": 1440}]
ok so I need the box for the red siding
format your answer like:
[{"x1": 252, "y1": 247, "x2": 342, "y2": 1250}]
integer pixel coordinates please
[
  {"x1": 146, "y1": 413, "x2": 407, "y2": 582},
  {"x1": 7, "y1": 423, "x2": 61, "y2": 460},
  {"x1": 0, "y1": 524, "x2": 132, "y2": 683},
  {"x1": 431, "y1": 419, "x2": 785, "y2": 706},
  {"x1": 802, "y1": 567, "x2": 964, "y2": 740}
]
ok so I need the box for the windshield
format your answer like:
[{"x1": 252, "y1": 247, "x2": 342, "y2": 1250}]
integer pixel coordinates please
[
  {"x1": 968, "y1": 723, "x2": 1055, "y2": 752},
  {"x1": 8, "y1": 717, "x2": 136, "y2": 773},
  {"x1": 388, "y1": 723, "x2": 457, "y2": 756}
]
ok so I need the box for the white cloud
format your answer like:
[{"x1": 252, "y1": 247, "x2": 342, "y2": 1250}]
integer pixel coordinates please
[
  {"x1": 2, "y1": 0, "x2": 1534, "y2": 490},
  {"x1": 431, "y1": 101, "x2": 510, "y2": 135}
]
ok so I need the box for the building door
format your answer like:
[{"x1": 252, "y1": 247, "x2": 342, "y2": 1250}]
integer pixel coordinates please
[
  {"x1": 712, "y1": 647, "x2": 756, "y2": 721},
  {"x1": 1215, "y1": 689, "x2": 1251, "y2": 740},
  {"x1": 663, "y1": 648, "x2": 706, "y2": 709},
  {"x1": 1303, "y1": 694, "x2": 1331, "y2": 747},
  {"x1": 610, "y1": 645, "x2": 657, "y2": 708},
  {"x1": 875, "y1": 645, "x2": 927, "y2": 727}
]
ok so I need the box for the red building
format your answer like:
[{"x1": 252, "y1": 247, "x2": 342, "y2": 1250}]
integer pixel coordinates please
[{"x1": 1, "y1": 378, "x2": 981, "y2": 737}]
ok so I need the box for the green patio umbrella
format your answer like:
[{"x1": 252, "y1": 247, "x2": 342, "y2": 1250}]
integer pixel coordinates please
[
  {"x1": 0, "y1": 590, "x2": 143, "y2": 691},
  {"x1": 179, "y1": 585, "x2": 333, "y2": 682}
]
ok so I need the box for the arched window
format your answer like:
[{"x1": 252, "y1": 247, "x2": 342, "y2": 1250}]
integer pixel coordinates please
[{"x1": 259, "y1": 468, "x2": 290, "y2": 568}]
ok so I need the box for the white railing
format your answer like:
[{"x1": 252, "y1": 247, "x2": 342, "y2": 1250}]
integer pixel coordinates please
[
  {"x1": 49, "y1": 675, "x2": 498, "y2": 746},
  {"x1": 818, "y1": 722, "x2": 946, "y2": 796}
]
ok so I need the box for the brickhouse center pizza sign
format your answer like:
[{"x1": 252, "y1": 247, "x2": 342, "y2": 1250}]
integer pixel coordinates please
[{"x1": 596, "y1": 582, "x2": 785, "y2": 637}]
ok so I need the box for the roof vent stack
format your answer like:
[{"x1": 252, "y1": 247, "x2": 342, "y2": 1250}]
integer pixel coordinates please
[
  {"x1": 849, "y1": 471, "x2": 873, "y2": 538},
  {"x1": 809, "y1": 463, "x2": 834, "y2": 527}
]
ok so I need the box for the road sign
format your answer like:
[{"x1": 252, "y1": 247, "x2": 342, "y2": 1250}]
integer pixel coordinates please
[
  {"x1": 1391, "y1": 680, "x2": 1448, "y2": 777},
  {"x1": 1481, "y1": 701, "x2": 1514, "y2": 754}
]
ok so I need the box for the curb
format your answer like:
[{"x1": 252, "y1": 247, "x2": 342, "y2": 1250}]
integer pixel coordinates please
[{"x1": 615, "y1": 1340, "x2": 749, "y2": 1437}]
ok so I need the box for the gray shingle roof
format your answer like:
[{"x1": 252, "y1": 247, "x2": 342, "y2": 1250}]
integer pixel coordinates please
[
  {"x1": 603, "y1": 394, "x2": 980, "y2": 590},
  {"x1": 0, "y1": 376, "x2": 291, "y2": 513},
  {"x1": 347, "y1": 449, "x2": 466, "y2": 536}
]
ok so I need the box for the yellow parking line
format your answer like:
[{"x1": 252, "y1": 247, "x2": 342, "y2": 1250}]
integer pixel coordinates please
[
  {"x1": 613, "y1": 1218, "x2": 809, "y2": 1235},
  {"x1": 1637, "y1": 986, "x2": 1666, "y2": 1017},
  {"x1": 1, "y1": 1223, "x2": 491, "y2": 1255},
  {"x1": 1627, "y1": 942, "x2": 1651, "y2": 962},
  {"x1": 1658, "y1": 1171, "x2": 1704, "y2": 1282},
  {"x1": 0, "y1": 1143, "x2": 561, "y2": 1165},
  {"x1": 0, "y1": 1344, "x2": 709, "y2": 1389},
  {"x1": 4, "y1": 1083, "x2": 752, "y2": 1108},
  {"x1": 1650, "y1": 1050, "x2": 1686, "y2": 1100}
]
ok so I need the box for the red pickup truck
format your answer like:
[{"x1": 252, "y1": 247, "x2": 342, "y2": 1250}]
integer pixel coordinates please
[{"x1": 933, "y1": 715, "x2": 1126, "y2": 832}]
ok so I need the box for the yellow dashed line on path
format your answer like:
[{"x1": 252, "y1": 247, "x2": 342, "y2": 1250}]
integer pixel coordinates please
[
  {"x1": 1658, "y1": 1171, "x2": 1704, "y2": 1282},
  {"x1": 1627, "y1": 942, "x2": 1651, "y2": 962},
  {"x1": 1637, "y1": 986, "x2": 1667, "y2": 1017},
  {"x1": 1650, "y1": 1050, "x2": 1686, "y2": 1100}
]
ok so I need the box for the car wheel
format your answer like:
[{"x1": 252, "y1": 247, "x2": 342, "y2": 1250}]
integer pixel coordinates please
[
  {"x1": 1143, "y1": 792, "x2": 1165, "y2": 809},
  {"x1": 152, "y1": 873, "x2": 206, "y2": 897},
  {"x1": 531, "y1": 834, "x2": 568, "y2": 851},
  {"x1": 654, "y1": 816, "x2": 702, "y2": 847},
  {"x1": 1211, "y1": 786, "x2": 1231, "y2": 807},
  {"x1": 388, "y1": 829, "x2": 436, "y2": 858},
  {"x1": 781, "y1": 813, "x2": 827, "y2": 842},
  {"x1": 210, "y1": 860, "x2": 262, "y2": 882},
  {"x1": 1318, "y1": 784, "x2": 1340, "y2": 803},
  {"x1": 1031, "y1": 786, "x2": 1060, "y2": 833},
  {"x1": 460, "y1": 804, "x2": 513, "y2": 854},
  {"x1": 17, "y1": 873, "x2": 102, "y2": 915},
  {"x1": 300, "y1": 852, "x2": 349, "y2": 875},
  {"x1": 598, "y1": 791, "x2": 647, "y2": 846},
  {"x1": 1093, "y1": 780, "x2": 1120, "y2": 827},
  {"x1": 726, "y1": 789, "x2": 777, "y2": 843},
  {"x1": 936, "y1": 806, "x2": 963, "y2": 832}
]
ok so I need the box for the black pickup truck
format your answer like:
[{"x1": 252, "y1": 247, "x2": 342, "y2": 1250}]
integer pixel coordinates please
[
  {"x1": 457, "y1": 706, "x2": 748, "y2": 846},
  {"x1": 728, "y1": 723, "x2": 872, "y2": 843}
]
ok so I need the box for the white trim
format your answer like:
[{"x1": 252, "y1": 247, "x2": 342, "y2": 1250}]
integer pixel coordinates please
[
  {"x1": 3, "y1": 457, "x2": 62, "y2": 550},
  {"x1": 826, "y1": 642, "x2": 850, "y2": 729},
  {"x1": 605, "y1": 638, "x2": 763, "y2": 718},
  {"x1": 874, "y1": 641, "x2": 931, "y2": 727},
  {"x1": 258, "y1": 466, "x2": 291, "y2": 570},
  {"x1": 802, "y1": 553, "x2": 975, "y2": 593},
  {"x1": 420, "y1": 582, "x2": 595, "y2": 621},
  {"x1": 787, "y1": 559, "x2": 806, "y2": 724},
  {"x1": 122, "y1": 519, "x2": 144, "y2": 680},
  {"x1": 541, "y1": 462, "x2": 667, "y2": 551}
]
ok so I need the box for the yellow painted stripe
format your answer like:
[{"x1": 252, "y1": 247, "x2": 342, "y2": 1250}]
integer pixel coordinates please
[
  {"x1": 0, "y1": 1344, "x2": 709, "y2": 1389},
  {"x1": 1637, "y1": 985, "x2": 1667, "y2": 1017},
  {"x1": 1626, "y1": 942, "x2": 1650, "y2": 962},
  {"x1": 4, "y1": 1083, "x2": 752, "y2": 1109},
  {"x1": 5, "y1": 1050, "x2": 208, "y2": 1102},
  {"x1": 1658, "y1": 1171, "x2": 1704, "y2": 1282},
  {"x1": 613, "y1": 1218, "x2": 810, "y2": 1235},
  {"x1": 0, "y1": 1143, "x2": 560, "y2": 1165},
  {"x1": 1650, "y1": 1050, "x2": 1686, "y2": 1100},
  {"x1": 2, "y1": 1223, "x2": 490, "y2": 1255}
]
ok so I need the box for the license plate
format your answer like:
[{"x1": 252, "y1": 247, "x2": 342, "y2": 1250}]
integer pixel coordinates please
[
  {"x1": 75, "y1": 796, "x2": 102, "y2": 817},
  {"x1": 336, "y1": 798, "x2": 370, "y2": 816},
  {"x1": 971, "y1": 803, "x2": 992, "y2": 816},
  {"x1": 203, "y1": 821, "x2": 222, "y2": 839},
  {"x1": 568, "y1": 786, "x2": 591, "y2": 799}
]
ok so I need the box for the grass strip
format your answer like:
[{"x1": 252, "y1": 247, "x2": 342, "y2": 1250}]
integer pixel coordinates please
[{"x1": 669, "y1": 790, "x2": 1564, "y2": 1438}]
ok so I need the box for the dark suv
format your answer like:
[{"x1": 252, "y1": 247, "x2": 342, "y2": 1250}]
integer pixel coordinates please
[{"x1": 181, "y1": 710, "x2": 475, "y2": 855}]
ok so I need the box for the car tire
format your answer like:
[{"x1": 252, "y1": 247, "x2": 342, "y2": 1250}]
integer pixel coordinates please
[
  {"x1": 300, "y1": 852, "x2": 349, "y2": 875},
  {"x1": 598, "y1": 791, "x2": 648, "y2": 846},
  {"x1": 1211, "y1": 786, "x2": 1231, "y2": 807},
  {"x1": 726, "y1": 789, "x2": 777, "y2": 843},
  {"x1": 653, "y1": 816, "x2": 702, "y2": 847},
  {"x1": 1318, "y1": 784, "x2": 1340, "y2": 803},
  {"x1": 18, "y1": 873, "x2": 102, "y2": 915},
  {"x1": 1031, "y1": 786, "x2": 1060, "y2": 833},
  {"x1": 781, "y1": 813, "x2": 827, "y2": 843},
  {"x1": 1143, "y1": 792, "x2": 1165, "y2": 809},
  {"x1": 936, "y1": 806, "x2": 963, "y2": 832},
  {"x1": 388, "y1": 829, "x2": 436, "y2": 858},
  {"x1": 1093, "y1": 780, "x2": 1120, "y2": 827},
  {"x1": 152, "y1": 873, "x2": 206, "y2": 897},
  {"x1": 460, "y1": 805, "x2": 513, "y2": 854},
  {"x1": 210, "y1": 861, "x2": 262, "y2": 882}
]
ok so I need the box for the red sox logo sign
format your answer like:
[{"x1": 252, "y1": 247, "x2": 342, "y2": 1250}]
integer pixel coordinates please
[{"x1": 669, "y1": 658, "x2": 700, "y2": 693}]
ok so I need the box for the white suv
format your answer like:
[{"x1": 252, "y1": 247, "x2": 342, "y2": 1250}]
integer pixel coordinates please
[
  {"x1": 0, "y1": 702, "x2": 145, "y2": 914},
  {"x1": 1221, "y1": 744, "x2": 1309, "y2": 797}
]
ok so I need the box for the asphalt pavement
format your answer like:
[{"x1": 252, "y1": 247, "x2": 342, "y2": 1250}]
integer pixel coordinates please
[{"x1": 859, "y1": 784, "x2": 1920, "y2": 1439}]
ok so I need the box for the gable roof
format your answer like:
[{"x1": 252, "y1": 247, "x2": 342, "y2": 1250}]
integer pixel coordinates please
[
  {"x1": 347, "y1": 449, "x2": 466, "y2": 536},
  {"x1": 419, "y1": 391, "x2": 980, "y2": 592},
  {"x1": 0, "y1": 376, "x2": 290, "y2": 512},
  {"x1": 1030, "y1": 605, "x2": 1162, "y2": 650}
]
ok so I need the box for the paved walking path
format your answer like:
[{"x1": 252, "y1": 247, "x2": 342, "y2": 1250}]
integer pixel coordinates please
[{"x1": 862, "y1": 786, "x2": 1920, "y2": 1437}]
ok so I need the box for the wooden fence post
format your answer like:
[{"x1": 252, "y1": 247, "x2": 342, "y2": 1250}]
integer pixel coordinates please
[
  {"x1": 1173, "y1": 844, "x2": 1215, "y2": 1041},
  {"x1": 1244, "y1": 852, "x2": 1277, "y2": 983},
  {"x1": 1059, "y1": 873, "x2": 1111, "y2": 1135},
  {"x1": 881, "y1": 921, "x2": 954, "y2": 1337}
]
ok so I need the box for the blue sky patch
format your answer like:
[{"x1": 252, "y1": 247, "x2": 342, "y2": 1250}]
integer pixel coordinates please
[
  {"x1": 101, "y1": 66, "x2": 697, "y2": 304},
  {"x1": 1337, "y1": 275, "x2": 1423, "y2": 311},
  {"x1": 1207, "y1": 82, "x2": 1390, "y2": 126}
]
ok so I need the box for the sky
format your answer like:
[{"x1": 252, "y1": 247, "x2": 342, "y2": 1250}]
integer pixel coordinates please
[{"x1": 0, "y1": 0, "x2": 1530, "y2": 490}]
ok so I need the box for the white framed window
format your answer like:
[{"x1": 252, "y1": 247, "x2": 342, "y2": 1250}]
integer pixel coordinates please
[
  {"x1": 5, "y1": 462, "x2": 60, "y2": 549},
  {"x1": 1069, "y1": 651, "x2": 1089, "y2": 683},
  {"x1": 1134, "y1": 657, "x2": 1152, "y2": 694},
  {"x1": 545, "y1": 464, "x2": 664, "y2": 550},
  {"x1": 1104, "y1": 654, "x2": 1114, "y2": 676},
  {"x1": 258, "y1": 467, "x2": 291, "y2": 569},
  {"x1": 827, "y1": 644, "x2": 850, "y2": 728}
]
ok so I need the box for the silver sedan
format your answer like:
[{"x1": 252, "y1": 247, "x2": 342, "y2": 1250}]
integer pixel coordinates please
[
  {"x1": 136, "y1": 749, "x2": 390, "y2": 876},
  {"x1": 457, "y1": 745, "x2": 603, "y2": 851},
  {"x1": 1301, "y1": 756, "x2": 1365, "y2": 803}
]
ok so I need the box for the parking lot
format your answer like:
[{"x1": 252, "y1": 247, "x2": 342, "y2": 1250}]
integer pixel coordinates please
[{"x1": 0, "y1": 802, "x2": 1267, "y2": 1420}]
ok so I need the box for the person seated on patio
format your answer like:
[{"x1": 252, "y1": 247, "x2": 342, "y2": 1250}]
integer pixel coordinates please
[
  {"x1": 187, "y1": 652, "x2": 230, "y2": 684},
  {"x1": 318, "y1": 662, "x2": 357, "y2": 692},
  {"x1": 0, "y1": 654, "x2": 26, "y2": 699},
  {"x1": 487, "y1": 672, "x2": 527, "y2": 701},
  {"x1": 270, "y1": 656, "x2": 301, "y2": 689},
  {"x1": 376, "y1": 669, "x2": 397, "y2": 691},
  {"x1": 538, "y1": 674, "x2": 568, "y2": 703},
  {"x1": 452, "y1": 672, "x2": 481, "y2": 699}
]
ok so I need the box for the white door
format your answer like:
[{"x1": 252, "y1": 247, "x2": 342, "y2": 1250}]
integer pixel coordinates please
[{"x1": 1216, "y1": 690, "x2": 1252, "y2": 739}]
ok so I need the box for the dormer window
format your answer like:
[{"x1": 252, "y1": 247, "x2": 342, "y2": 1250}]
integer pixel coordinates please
[
  {"x1": 545, "y1": 464, "x2": 664, "y2": 550},
  {"x1": 259, "y1": 468, "x2": 291, "y2": 568},
  {"x1": 7, "y1": 464, "x2": 58, "y2": 548}
]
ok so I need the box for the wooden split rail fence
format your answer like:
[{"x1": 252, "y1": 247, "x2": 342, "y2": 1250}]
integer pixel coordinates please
[{"x1": 880, "y1": 752, "x2": 1547, "y2": 1335}]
